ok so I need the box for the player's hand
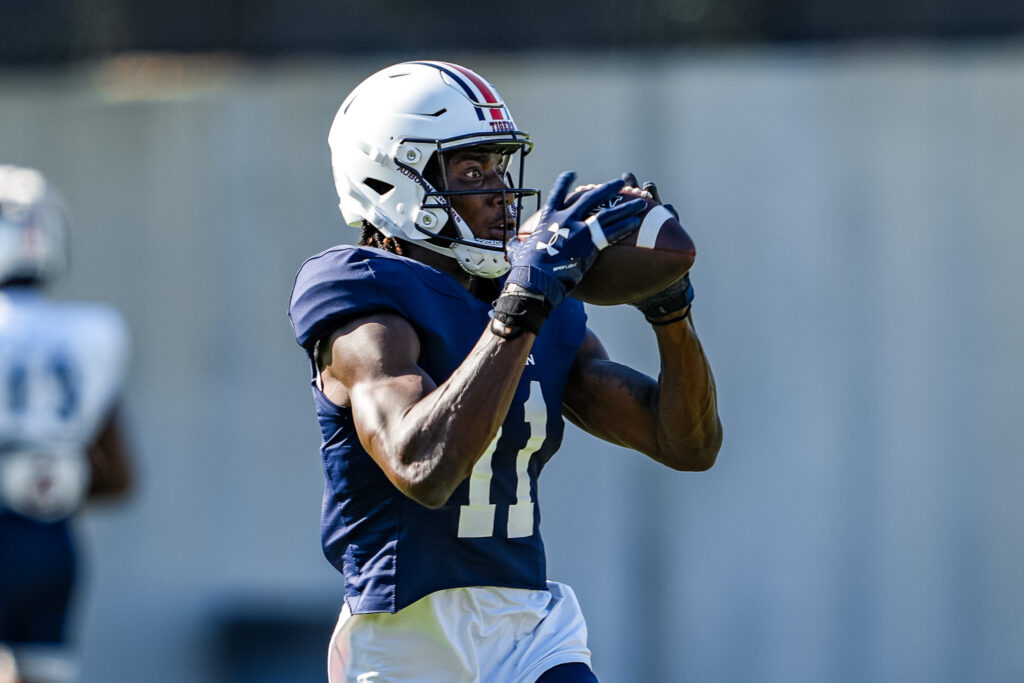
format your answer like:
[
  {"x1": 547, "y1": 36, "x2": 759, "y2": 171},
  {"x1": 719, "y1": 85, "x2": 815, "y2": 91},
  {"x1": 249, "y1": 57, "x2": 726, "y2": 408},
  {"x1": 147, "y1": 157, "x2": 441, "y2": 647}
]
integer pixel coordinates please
[
  {"x1": 621, "y1": 172, "x2": 693, "y2": 324},
  {"x1": 621, "y1": 171, "x2": 679, "y2": 219},
  {"x1": 504, "y1": 171, "x2": 646, "y2": 309}
]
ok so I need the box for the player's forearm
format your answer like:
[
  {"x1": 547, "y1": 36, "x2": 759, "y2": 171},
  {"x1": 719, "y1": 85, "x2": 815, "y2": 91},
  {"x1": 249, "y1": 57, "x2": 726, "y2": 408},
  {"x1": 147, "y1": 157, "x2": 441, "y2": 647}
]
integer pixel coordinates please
[
  {"x1": 649, "y1": 318, "x2": 722, "y2": 470},
  {"x1": 391, "y1": 328, "x2": 535, "y2": 507}
]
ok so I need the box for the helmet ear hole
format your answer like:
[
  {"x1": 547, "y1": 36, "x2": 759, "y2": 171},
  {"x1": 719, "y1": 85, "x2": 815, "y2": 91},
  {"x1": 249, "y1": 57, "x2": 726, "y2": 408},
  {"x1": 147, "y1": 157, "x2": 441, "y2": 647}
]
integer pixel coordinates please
[{"x1": 362, "y1": 178, "x2": 394, "y2": 197}]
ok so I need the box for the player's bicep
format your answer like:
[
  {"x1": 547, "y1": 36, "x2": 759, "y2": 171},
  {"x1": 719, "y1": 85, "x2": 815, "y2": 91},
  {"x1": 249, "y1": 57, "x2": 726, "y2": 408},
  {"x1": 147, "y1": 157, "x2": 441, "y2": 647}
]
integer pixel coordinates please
[
  {"x1": 322, "y1": 313, "x2": 437, "y2": 468},
  {"x1": 563, "y1": 328, "x2": 660, "y2": 454}
]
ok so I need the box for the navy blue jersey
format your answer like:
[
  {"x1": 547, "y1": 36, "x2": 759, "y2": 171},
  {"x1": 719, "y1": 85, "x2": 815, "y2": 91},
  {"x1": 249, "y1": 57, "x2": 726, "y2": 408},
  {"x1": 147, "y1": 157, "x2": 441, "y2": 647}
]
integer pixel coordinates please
[{"x1": 289, "y1": 246, "x2": 587, "y2": 614}]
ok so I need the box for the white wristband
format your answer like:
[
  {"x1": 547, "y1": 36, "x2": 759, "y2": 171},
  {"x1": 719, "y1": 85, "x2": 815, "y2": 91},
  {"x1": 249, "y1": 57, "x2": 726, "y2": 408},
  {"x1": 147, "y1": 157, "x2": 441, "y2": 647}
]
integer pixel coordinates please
[{"x1": 585, "y1": 215, "x2": 609, "y2": 250}]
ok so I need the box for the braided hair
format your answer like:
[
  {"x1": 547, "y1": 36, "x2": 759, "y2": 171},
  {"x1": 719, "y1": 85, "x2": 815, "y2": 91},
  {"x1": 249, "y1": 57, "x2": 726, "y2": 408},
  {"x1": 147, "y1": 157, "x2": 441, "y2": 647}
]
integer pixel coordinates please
[{"x1": 357, "y1": 222, "x2": 406, "y2": 255}]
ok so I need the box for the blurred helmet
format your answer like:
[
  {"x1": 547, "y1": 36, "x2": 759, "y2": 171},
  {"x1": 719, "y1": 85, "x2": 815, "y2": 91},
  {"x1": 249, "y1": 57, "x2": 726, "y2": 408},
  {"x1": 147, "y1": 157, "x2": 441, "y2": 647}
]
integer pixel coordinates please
[
  {"x1": 0, "y1": 165, "x2": 67, "y2": 286},
  {"x1": 328, "y1": 61, "x2": 538, "y2": 278}
]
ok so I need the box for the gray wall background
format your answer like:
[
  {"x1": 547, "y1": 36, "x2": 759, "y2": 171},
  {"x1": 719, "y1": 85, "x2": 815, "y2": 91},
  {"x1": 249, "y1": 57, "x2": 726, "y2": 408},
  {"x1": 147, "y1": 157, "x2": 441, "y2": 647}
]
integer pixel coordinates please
[{"x1": 2, "y1": 45, "x2": 1022, "y2": 682}]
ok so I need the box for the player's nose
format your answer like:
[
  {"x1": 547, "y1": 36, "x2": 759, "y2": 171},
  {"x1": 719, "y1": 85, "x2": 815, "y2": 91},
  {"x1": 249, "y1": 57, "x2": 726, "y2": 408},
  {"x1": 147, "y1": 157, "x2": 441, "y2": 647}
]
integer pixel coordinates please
[{"x1": 485, "y1": 173, "x2": 510, "y2": 205}]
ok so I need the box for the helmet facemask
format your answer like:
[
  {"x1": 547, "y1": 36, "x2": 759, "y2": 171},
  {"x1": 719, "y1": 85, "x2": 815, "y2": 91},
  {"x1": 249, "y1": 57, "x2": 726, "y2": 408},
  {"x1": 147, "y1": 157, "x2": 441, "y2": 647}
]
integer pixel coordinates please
[{"x1": 407, "y1": 139, "x2": 539, "y2": 279}]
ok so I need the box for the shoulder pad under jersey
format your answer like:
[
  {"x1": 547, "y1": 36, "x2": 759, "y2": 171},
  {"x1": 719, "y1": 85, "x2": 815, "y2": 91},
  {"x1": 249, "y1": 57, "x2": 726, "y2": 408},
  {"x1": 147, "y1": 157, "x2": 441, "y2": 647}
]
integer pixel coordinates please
[{"x1": 289, "y1": 246, "x2": 428, "y2": 351}]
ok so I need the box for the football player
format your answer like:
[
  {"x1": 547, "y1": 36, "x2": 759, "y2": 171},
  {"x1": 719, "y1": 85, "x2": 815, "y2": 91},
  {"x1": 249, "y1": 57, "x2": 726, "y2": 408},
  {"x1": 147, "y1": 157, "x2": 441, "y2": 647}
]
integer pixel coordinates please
[
  {"x1": 289, "y1": 61, "x2": 722, "y2": 682},
  {"x1": 0, "y1": 166, "x2": 133, "y2": 683}
]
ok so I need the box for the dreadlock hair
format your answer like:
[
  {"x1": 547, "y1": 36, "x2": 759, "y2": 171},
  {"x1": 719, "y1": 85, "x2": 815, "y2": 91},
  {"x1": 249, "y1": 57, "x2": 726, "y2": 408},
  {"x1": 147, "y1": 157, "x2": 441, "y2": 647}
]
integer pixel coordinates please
[{"x1": 358, "y1": 222, "x2": 405, "y2": 255}]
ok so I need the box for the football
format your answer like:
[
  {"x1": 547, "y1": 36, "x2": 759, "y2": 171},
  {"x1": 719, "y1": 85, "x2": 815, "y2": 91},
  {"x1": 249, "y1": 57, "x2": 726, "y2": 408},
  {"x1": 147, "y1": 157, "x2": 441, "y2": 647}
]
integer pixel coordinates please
[{"x1": 517, "y1": 189, "x2": 695, "y2": 305}]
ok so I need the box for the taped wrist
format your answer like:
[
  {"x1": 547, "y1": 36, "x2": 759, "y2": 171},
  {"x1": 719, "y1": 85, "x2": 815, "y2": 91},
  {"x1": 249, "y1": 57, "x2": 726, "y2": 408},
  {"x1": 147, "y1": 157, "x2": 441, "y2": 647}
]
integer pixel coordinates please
[
  {"x1": 491, "y1": 288, "x2": 551, "y2": 340},
  {"x1": 632, "y1": 274, "x2": 694, "y2": 322}
]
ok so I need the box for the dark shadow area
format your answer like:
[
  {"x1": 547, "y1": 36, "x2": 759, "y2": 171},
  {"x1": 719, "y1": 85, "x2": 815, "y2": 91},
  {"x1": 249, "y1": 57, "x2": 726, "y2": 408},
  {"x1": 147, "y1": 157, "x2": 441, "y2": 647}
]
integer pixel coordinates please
[
  {"x1": 213, "y1": 606, "x2": 337, "y2": 683},
  {"x1": 2, "y1": 0, "x2": 1023, "y2": 65}
]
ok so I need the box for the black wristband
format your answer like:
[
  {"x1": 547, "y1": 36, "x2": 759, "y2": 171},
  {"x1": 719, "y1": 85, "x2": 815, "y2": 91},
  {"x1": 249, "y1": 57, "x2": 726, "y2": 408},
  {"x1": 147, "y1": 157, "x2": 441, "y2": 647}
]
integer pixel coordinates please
[
  {"x1": 649, "y1": 310, "x2": 691, "y2": 326},
  {"x1": 491, "y1": 292, "x2": 551, "y2": 340},
  {"x1": 632, "y1": 274, "x2": 694, "y2": 322}
]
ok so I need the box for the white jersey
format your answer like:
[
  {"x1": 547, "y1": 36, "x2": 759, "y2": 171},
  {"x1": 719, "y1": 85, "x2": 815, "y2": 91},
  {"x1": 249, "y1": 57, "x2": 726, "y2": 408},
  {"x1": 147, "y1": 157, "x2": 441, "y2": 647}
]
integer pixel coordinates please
[{"x1": 0, "y1": 288, "x2": 129, "y2": 521}]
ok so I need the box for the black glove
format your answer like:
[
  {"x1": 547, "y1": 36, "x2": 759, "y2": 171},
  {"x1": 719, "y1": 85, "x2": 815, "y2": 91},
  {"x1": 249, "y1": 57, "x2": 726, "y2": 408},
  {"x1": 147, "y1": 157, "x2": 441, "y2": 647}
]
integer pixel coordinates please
[{"x1": 492, "y1": 172, "x2": 646, "y2": 339}]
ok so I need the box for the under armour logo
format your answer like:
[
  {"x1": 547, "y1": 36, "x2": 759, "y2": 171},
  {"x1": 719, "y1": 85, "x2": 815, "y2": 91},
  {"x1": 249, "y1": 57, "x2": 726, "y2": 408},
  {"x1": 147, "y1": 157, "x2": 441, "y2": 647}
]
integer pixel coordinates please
[{"x1": 536, "y1": 222, "x2": 570, "y2": 256}]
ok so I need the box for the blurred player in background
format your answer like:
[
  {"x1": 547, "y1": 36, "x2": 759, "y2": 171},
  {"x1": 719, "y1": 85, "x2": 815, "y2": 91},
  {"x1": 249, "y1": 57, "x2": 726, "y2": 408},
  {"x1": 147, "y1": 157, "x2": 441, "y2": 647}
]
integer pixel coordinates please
[
  {"x1": 289, "y1": 62, "x2": 722, "y2": 682},
  {"x1": 0, "y1": 166, "x2": 132, "y2": 683}
]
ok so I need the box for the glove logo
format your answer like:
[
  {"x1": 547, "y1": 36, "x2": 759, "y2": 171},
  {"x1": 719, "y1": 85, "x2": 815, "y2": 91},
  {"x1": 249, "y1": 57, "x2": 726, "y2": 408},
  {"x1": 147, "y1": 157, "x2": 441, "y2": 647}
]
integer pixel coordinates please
[{"x1": 536, "y1": 222, "x2": 570, "y2": 256}]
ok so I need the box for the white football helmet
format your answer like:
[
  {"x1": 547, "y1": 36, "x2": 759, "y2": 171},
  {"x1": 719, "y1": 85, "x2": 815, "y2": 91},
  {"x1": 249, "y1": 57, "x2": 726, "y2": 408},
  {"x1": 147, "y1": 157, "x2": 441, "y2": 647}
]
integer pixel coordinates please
[
  {"x1": 0, "y1": 165, "x2": 68, "y2": 286},
  {"x1": 328, "y1": 61, "x2": 538, "y2": 278}
]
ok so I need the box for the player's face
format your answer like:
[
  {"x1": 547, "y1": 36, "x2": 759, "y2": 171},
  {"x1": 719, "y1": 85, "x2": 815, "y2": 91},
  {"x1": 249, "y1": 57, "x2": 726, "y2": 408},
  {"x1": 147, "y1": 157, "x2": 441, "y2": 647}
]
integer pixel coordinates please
[{"x1": 442, "y1": 149, "x2": 514, "y2": 242}]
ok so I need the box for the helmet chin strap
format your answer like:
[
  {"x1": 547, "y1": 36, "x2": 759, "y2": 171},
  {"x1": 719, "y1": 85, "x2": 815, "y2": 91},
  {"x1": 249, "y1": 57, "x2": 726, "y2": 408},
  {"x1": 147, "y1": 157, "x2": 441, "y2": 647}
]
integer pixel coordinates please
[{"x1": 414, "y1": 178, "x2": 511, "y2": 279}]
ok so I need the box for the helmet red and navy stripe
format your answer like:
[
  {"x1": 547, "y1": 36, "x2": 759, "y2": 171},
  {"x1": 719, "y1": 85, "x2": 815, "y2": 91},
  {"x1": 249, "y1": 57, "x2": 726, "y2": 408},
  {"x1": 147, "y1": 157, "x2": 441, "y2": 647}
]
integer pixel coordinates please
[{"x1": 411, "y1": 61, "x2": 511, "y2": 124}]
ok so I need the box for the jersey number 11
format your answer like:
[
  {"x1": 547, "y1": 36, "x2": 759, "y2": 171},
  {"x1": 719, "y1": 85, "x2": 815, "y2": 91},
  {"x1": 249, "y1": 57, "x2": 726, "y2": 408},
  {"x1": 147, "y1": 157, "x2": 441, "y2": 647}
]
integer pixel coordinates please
[{"x1": 457, "y1": 380, "x2": 545, "y2": 539}]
